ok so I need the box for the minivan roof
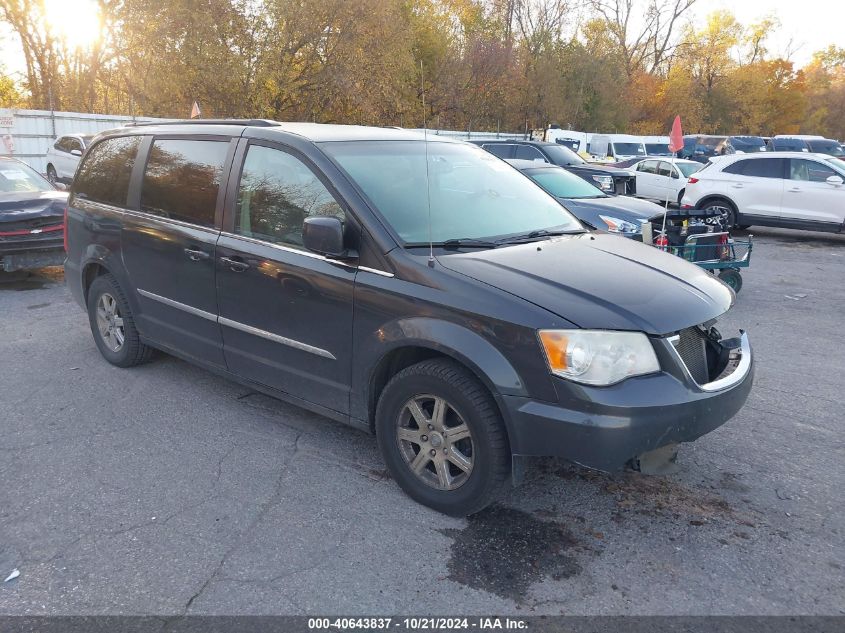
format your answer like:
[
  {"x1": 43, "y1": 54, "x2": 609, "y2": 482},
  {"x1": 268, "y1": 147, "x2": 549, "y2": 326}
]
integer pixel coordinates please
[{"x1": 110, "y1": 120, "x2": 452, "y2": 143}]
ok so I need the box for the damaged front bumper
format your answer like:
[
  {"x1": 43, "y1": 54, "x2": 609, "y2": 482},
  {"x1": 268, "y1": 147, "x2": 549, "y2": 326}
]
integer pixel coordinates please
[{"x1": 502, "y1": 332, "x2": 753, "y2": 471}]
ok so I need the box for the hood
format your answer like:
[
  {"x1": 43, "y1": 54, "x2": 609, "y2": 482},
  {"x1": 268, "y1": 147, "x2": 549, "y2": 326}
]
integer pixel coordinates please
[
  {"x1": 562, "y1": 196, "x2": 664, "y2": 223},
  {"x1": 437, "y1": 233, "x2": 733, "y2": 335},
  {"x1": 0, "y1": 190, "x2": 68, "y2": 221}
]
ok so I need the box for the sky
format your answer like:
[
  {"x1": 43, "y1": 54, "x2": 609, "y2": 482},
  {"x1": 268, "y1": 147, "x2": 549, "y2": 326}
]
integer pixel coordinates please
[
  {"x1": 0, "y1": 0, "x2": 843, "y2": 80},
  {"x1": 687, "y1": 0, "x2": 842, "y2": 67}
]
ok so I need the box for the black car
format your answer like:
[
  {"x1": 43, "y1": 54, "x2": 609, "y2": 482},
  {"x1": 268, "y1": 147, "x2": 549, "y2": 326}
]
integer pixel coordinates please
[
  {"x1": 0, "y1": 156, "x2": 67, "y2": 272},
  {"x1": 65, "y1": 120, "x2": 753, "y2": 516},
  {"x1": 720, "y1": 136, "x2": 767, "y2": 154},
  {"x1": 680, "y1": 135, "x2": 727, "y2": 163},
  {"x1": 805, "y1": 138, "x2": 844, "y2": 159},
  {"x1": 468, "y1": 139, "x2": 636, "y2": 195},
  {"x1": 767, "y1": 137, "x2": 809, "y2": 152},
  {"x1": 508, "y1": 160, "x2": 662, "y2": 239}
]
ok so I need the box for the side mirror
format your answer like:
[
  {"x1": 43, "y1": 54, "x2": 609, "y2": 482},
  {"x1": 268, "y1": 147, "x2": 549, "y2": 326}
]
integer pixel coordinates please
[
  {"x1": 53, "y1": 182, "x2": 68, "y2": 191},
  {"x1": 826, "y1": 175, "x2": 844, "y2": 186},
  {"x1": 302, "y1": 216, "x2": 349, "y2": 258},
  {"x1": 71, "y1": 149, "x2": 82, "y2": 157},
  {"x1": 671, "y1": 171, "x2": 680, "y2": 179}
]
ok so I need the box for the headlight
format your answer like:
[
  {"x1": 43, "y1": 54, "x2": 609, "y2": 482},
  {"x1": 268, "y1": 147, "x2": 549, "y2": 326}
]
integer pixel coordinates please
[
  {"x1": 599, "y1": 215, "x2": 640, "y2": 233},
  {"x1": 538, "y1": 330, "x2": 660, "y2": 386},
  {"x1": 591, "y1": 175, "x2": 614, "y2": 191}
]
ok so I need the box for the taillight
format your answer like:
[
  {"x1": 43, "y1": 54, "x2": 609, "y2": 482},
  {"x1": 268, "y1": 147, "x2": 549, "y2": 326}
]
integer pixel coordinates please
[
  {"x1": 63, "y1": 206, "x2": 68, "y2": 252},
  {"x1": 687, "y1": 177, "x2": 699, "y2": 184}
]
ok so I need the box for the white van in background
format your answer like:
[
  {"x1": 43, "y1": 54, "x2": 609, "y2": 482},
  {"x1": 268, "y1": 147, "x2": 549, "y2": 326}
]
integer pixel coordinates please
[
  {"x1": 590, "y1": 134, "x2": 647, "y2": 162},
  {"x1": 643, "y1": 136, "x2": 672, "y2": 156},
  {"x1": 543, "y1": 128, "x2": 591, "y2": 157}
]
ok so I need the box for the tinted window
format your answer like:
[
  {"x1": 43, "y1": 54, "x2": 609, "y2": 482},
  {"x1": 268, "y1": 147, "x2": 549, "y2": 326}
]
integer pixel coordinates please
[
  {"x1": 54, "y1": 138, "x2": 70, "y2": 152},
  {"x1": 235, "y1": 145, "x2": 345, "y2": 248},
  {"x1": 527, "y1": 168, "x2": 604, "y2": 199},
  {"x1": 481, "y1": 144, "x2": 514, "y2": 159},
  {"x1": 68, "y1": 138, "x2": 83, "y2": 153},
  {"x1": 514, "y1": 145, "x2": 547, "y2": 161},
  {"x1": 790, "y1": 159, "x2": 838, "y2": 183},
  {"x1": 657, "y1": 162, "x2": 673, "y2": 177},
  {"x1": 73, "y1": 135, "x2": 142, "y2": 207},
  {"x1": 723, "y1": 158, "x2": 785, "y2": 178},
  {"x1": 140, "y1": 139, "x2": 229, "y2": 227}
]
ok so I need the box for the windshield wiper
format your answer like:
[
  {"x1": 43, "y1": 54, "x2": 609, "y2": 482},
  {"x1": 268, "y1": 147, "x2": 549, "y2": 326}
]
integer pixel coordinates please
[
  {"x1": 440, "y1": 237, "x2": 500, "y2": 249},
  {"x1": 495, "y1": 228, "x2": 585, "y2": 244}
]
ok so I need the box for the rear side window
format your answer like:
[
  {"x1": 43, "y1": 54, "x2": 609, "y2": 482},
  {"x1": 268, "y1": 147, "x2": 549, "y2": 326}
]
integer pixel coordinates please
[
  {"x1": 140, "y1": 139, "x2": 229, "y2": 227},
  {"x1": 482, "y1": 144, "x2": 514, "y2": 159},
  {"x1": 514, "y1": 145, "x2": 546, "y2": 161},
  {"x1": 73, "y1": 135, "x2": 142, "y2": 207},
  {"x1": 723, "y1": 158, "x2": 785, "y2": 178}
]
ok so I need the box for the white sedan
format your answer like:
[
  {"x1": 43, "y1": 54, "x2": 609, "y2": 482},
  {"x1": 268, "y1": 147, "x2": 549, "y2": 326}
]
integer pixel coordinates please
[
  {"x1": 680, "y1": 152, "x2": 845, "y2": 232},
  {"x1": 633, "y1": 158, "x2": 702, "y2": 205}
]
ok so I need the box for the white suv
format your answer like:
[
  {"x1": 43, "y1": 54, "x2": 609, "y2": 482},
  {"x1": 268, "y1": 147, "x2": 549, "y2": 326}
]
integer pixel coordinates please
[
  {"x1": 45, "y1": 134, "x2": 94, "y2": 184},
  {"x1": 681, "y1": 152, "x2": 845, "y2": 233}
]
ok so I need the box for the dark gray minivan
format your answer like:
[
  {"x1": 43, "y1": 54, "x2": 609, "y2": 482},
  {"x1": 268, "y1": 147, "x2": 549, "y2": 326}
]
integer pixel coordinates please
[{"x1": 65, "y1": 120, "x2": 753, "y2": 515}]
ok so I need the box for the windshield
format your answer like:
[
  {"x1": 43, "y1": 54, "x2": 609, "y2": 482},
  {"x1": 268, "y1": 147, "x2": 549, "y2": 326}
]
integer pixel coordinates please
[
  {"x1": 526, "y1": 168, "x2": 605, "y2": 199},
  {"x1": 542, "y1": 144, "x2": 585, "y2": 165},
  {"x1": 323, "y1": 141, "x2": 581, "y2": 244},
  {"x1": 645, "y1": 143, "x2": 671, "y2": 155},
  {"x1": 677, "y1": 162, "x2": 703, "y2": 177},
  {"x1": 731, "y1": 137, "x2": 766, "y2": 152},
  {"x1": 0, "y1": 160, "x2": 54, "y2": 193},
  {"x1": 808, "y1": 140, "x2": 844, "y2": 156},
  {"x1": 613, "y1": 143, "x2": 646, "y2": 156},
  {"x1": 773, "y1": 139, "x2": 808, "y2": 151}
]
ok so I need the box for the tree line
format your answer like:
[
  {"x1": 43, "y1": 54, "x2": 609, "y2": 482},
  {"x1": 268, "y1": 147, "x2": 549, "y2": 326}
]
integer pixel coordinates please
[{"x1": 1, "y1": 0, "x2": 843, "y2": 139}]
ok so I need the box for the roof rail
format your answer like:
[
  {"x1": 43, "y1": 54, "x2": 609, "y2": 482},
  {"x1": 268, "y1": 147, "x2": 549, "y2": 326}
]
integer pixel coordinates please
[{"x1": 127, "y1": 119, "x2": 281, "y2": 128}]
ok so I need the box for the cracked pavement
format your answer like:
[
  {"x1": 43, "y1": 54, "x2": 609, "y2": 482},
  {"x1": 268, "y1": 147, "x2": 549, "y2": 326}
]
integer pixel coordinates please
[{"x1": 0, "y1": 227, "x2": 843, "y2": 615}]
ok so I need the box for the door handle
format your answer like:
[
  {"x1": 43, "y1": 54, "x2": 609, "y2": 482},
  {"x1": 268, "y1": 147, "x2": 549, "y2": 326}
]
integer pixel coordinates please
[
  {"x1": 731, "y1": 183, "x2": 744, "y2": 189},
  {"x1": 787, "y1": 187, "x2": 801, "y2": 193},
  {"x1": 220, "y1": 256, "x2": 250, "y2": 272},
  {"x1": 184, "y1": 248, "x2": 210, "y2": 261}
]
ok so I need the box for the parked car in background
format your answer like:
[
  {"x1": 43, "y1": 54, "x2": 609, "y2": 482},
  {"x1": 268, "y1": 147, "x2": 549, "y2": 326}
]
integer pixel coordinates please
[
  {"x1": 45, "y1": 134, "x2": 95, "y2": 184},
  {"x1": 589, "y1": 134, "x2": 647, "y2": 162},
  {"x1": 65, "y1": 120, "x2": 753, "y2": 516},
  {"x1": 681, "y1": 152, "x2": 845, "y2": 233},
  {"x1": 469, "y1": 139, "x2": 636, "y2": 194},
  {"x1": 644, "y1": 136, "x2": 672, "y2": 156},
  {"x1": 634, "y1": 158, "x2": 703, "y2": 205},
  {"x1": 767, "y1": 136, "x2": 810, "y2": 152},
  {"x1": 0, "y1": 156, "x2": 67, "y2": 272},
  {"x1": 508, "y1": 159, "x2": 662, "y2": 239},
  {"x1": 681, "y1": 135, "x2": 727, "y2": 163},
  {"x1": 719, "y1": 136, "x2": 767, "y2": 155},
  {"x1": 804, "y1": 138, "x2": 844, "y2": 160}
]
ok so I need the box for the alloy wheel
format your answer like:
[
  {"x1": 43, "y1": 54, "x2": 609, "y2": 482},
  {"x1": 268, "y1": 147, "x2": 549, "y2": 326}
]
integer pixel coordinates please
[
  {"x1": 395, "y1": 394, "x2": 474, "y2": 491},
  {"x1": 96, "y1": 292, "x2": 125, "y2": 352}
]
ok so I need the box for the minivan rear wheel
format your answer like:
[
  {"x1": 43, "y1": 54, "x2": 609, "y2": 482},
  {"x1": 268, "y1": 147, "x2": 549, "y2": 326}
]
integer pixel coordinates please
[
  {"x1": 87, "y1": 274, "x2": 154, "y2": 367},
  {"x1": 375, "y1": 359, "x2": 510, "y2": 516}
]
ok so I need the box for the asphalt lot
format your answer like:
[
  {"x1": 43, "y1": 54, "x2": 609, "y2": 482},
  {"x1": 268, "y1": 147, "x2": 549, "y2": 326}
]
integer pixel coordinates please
[{"x1": 1, "y1": 227, "x2": 843, "y2": 616}]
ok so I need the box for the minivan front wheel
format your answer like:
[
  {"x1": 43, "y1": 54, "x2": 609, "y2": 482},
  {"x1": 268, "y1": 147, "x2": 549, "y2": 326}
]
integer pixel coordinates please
[
  {"x1": 376, "y1": 359, "x2": 510, "y2": 516},
  {"x1": 87, "y1": 274, "x2": 154, "y2": 367}
]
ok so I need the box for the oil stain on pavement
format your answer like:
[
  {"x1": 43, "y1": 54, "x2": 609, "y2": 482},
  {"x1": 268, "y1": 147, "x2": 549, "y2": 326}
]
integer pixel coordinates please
[{"x1": 439, "y1": 505, "x2": 581, "y2": 603}]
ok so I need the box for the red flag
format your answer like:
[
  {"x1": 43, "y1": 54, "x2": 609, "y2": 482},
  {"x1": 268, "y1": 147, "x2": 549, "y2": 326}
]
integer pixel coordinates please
[
  {"x1": 668, "y1": 115, "x2": 683, "y2": 153},
  {"x1": 190, "y1": 101, "x2": 201, "y2": 119}
]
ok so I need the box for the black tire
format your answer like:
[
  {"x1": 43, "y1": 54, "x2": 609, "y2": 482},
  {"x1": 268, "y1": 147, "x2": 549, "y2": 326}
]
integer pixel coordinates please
[
  {"x1": 701, "y1": 198, "x2": 737, "y2": 230},
  {"x1": 46, "y1": 164, "x2": 57, "y2": 184},
  {"x1": 87, "y1": 274, "x2": 154, "y2": 367},
  {"x1": 718, "y1": 268, "x2": 743, "y2": 293},
  {"x1": 375, "y1": 359, "x2": 510, "y2": 516},
  {"x1": 677, "y1": 189, "x2": 685, "y2": 207}
]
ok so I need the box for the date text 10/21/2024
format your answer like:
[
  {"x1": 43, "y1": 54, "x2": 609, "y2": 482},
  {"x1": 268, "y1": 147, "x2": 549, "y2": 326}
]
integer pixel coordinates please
[{"x1": 307, "y1": 617, "x2": 528, "y2": 630}]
